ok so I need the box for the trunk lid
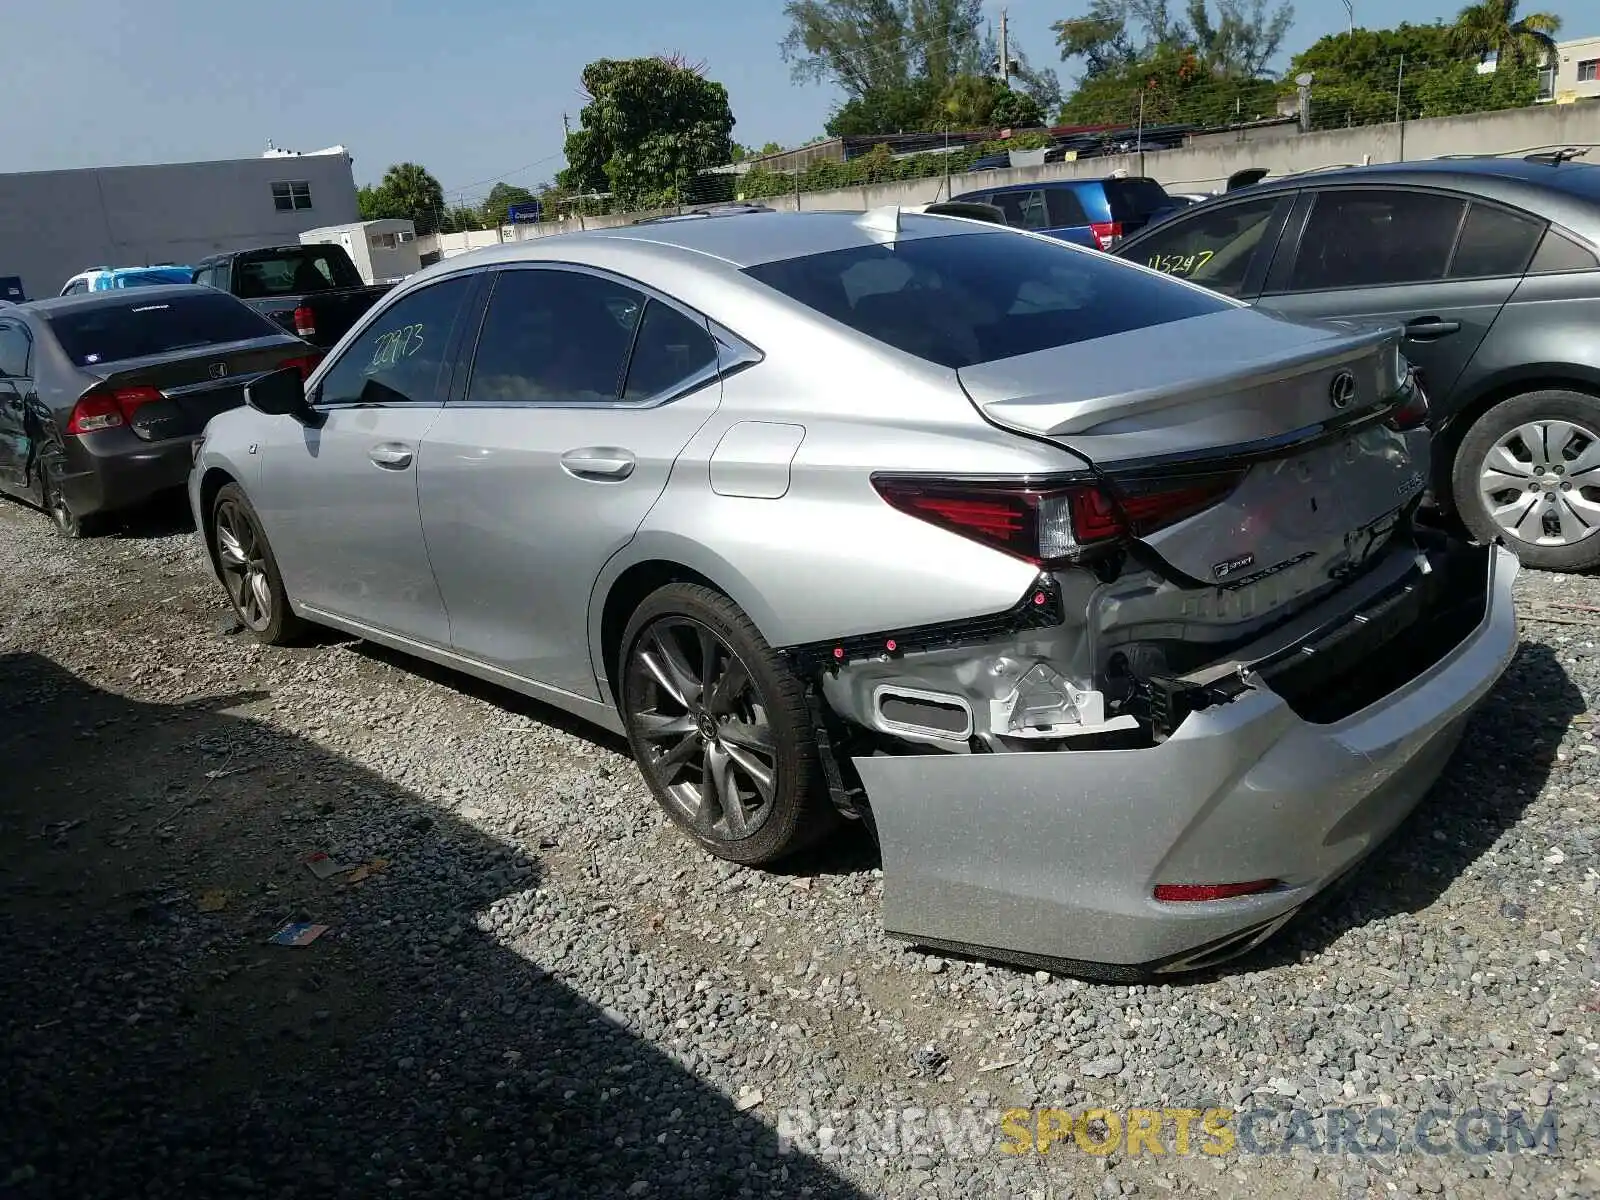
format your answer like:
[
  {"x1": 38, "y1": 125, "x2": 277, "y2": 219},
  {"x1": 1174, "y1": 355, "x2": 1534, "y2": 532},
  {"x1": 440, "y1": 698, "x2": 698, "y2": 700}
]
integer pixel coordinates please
[
  {"x1": 959, "y1": 307, "x2": 1427, "y2": 589},
  {"x1": 86, "y1": 336, "x2": 310, "y2": 441}
]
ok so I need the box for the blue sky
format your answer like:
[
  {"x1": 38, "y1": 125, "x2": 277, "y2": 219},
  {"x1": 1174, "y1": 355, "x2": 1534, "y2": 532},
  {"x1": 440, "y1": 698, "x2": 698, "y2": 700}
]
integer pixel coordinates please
[{"x1": 0, "y1": 0, "x2": 1589, "y2": 209}]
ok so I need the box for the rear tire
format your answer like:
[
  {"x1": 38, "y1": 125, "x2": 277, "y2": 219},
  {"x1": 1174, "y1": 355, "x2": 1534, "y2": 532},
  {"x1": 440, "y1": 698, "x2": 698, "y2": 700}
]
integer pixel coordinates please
[
  {"x1": 211, "y1": 483, "x2": 306, "y2": 646},
  {"x1": 41, "y1": 464, "x2": 105, "y2": 539},
  {"x1": 619, "y1": 583, "x2": 838, "y2": 866},
  {"x1": 1452, "y1": 389, "x2": 1600, "y2": 573}
]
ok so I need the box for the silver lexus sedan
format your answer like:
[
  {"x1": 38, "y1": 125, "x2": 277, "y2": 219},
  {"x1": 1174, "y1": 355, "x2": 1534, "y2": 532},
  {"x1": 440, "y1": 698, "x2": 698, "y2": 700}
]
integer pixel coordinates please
[{"x1": 188, "y1": 207, "x2": 1519, "y2": 978}]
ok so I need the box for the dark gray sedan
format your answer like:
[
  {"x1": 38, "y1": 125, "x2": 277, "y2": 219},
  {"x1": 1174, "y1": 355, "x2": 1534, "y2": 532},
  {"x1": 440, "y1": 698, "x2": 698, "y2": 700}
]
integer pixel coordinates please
[
  {"x1": 1116, "y1": 154, "x2": 1600, "y2": 571},
  {"x1": 0, "y1": 285, "x2": 320, "y2": 536}
]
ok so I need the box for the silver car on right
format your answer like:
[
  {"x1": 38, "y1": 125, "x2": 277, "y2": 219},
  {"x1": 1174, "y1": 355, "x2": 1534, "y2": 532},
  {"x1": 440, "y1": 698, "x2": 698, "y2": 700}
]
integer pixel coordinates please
[{"x1": 188, "y1": 208, "x2": 1519, "y2": 978}]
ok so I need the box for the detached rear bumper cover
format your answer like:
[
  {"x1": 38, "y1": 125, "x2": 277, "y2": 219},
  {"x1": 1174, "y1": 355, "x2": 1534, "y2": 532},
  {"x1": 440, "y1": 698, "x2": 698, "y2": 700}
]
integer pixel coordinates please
[{"x1": 856, "y1": 544, "x2": 1519, "y2": 974}]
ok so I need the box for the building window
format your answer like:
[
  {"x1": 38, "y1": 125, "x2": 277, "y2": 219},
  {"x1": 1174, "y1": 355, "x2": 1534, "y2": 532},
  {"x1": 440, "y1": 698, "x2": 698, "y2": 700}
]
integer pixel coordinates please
[
  {"x1": 1538, "y1": 65, "x2": 1558, "y2": 99},
  {"x1": 1579, "y1": 59, "x2": 1599, "y2": 83},
  {"x1": 369, "y1": 232, "x2": 399, "y2": 250},
  {"x1": 271, "y1": 181, "x2": 313, "y2": 212}
]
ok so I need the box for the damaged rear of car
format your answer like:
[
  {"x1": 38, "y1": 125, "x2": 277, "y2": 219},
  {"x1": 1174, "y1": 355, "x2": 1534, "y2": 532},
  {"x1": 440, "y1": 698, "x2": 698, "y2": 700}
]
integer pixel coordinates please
[{"x1": 719, "y1": 215, "x2": 1518, "y2": 977}]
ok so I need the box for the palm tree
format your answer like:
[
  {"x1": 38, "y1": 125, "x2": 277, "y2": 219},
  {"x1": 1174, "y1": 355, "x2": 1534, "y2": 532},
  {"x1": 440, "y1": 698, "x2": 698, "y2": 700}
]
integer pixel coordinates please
[{"x1": 1452, "y1": 0, "x2": 1562, "y2": 70}]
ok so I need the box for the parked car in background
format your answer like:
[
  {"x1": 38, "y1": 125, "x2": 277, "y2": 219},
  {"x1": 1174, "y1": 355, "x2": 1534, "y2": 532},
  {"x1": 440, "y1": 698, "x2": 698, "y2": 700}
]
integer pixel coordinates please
[
  {"x1": 951, "y1": 176, "x2": 1178, "y2": 249},
  {"x1": 1115, "y1": 154, "x2": 1600, "y2": 571},
  {"x1": 60, "y1": 265, "x2": 194, "y2": 295},
  {"x1": 191, "y1": 244, "x2": 393, "y2": 348},
  {"x1": 0, "y1": 285, "x2": 319, "y2": 536},
  {"x1": 190, "y1": 208, "x2": 1515, "y2": 978},
  {"x1": 1, "y1": 275, "x2": 26, "y2": 304}
]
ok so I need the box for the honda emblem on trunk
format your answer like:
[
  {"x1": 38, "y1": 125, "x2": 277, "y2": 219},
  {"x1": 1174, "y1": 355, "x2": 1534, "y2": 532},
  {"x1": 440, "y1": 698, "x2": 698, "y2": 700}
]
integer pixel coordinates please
[
  {"x1": 209, "y1": 363, "x2": 228, "y2": 380},
  {"x1": 1329, "y1": 370, "x2": 1357, "y2": 410}
]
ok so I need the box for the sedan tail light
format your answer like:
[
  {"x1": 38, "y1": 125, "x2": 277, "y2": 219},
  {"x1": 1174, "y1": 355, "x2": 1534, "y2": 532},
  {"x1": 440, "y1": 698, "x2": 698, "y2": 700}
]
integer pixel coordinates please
[
  {"x1": 871, "y1": 473, "x2": 1243, "y2": 565},
  {"x1": 65, "y1": 386, "x2": 164, "y2": 435},
  {"x1": 1088, "y1": 220, "x2": 1123, "y2": 251},
  {"x1": 281, "y1": 353, "x2": 323, "y2": 381},
  {"x1": 292, "y1": 305, "x2": 316, "y2": 339}
]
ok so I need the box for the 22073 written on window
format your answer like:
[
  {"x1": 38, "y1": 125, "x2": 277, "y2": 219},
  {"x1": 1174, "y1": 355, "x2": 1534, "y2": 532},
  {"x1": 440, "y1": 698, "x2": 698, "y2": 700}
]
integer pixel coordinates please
[{"x1": 272, "y1": 181, "x2": 313, "y2": 212}]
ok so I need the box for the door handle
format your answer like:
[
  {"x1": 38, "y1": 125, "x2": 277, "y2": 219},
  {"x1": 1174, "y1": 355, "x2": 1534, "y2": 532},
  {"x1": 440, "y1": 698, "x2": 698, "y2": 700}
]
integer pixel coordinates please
[
  {"x1": 367, "y1": 443, "x2": 413, "y2": 469},
  {"x1": 1404, "y1": 317, "x2": 1461, "y2": 340},
  {"x1": 560, "y1": 447, "x2": 636, "y2": 481}
]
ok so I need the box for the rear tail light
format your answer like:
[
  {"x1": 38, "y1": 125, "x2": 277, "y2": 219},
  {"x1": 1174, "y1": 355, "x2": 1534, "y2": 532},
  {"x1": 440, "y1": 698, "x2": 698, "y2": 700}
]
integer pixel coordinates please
[
  {"x1": 1386, "y1": 379, "x2": 1430, "y2": 432},
  {"x1": 1154, "y1": 880, "x2": 1278, "y2": 902},
  {"x1": 292, "y1": 305, "x2": 316, "y2": 338},
  {"x1": 65, "y1": 386, "x2": 164, "y2": 435},
  {"x1": 871, "y1": 473, "x2": 1243, "y2": 565},
  {"x1": 1088, "y1": 220, "x2": 1123, "y2": 251},
  {"x1": 281, "y1": 353, "x2": 323, "y2": 381}
]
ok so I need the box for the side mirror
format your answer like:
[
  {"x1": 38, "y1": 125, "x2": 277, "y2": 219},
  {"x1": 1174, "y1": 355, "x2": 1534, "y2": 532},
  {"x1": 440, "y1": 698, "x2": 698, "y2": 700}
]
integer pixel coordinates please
[{"x1": 245, "y1": 366, "x2": 320, "y2": 425}]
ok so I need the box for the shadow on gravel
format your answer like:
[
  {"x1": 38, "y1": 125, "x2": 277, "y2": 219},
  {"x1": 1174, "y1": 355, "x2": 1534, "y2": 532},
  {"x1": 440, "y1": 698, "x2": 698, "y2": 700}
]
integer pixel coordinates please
[
  {"x1": 1238, "y1": 640, "x2": 1584, "y2": 974},
  {"x1": 0, "y1": 652, "x2": 866, "y2": 1200}
]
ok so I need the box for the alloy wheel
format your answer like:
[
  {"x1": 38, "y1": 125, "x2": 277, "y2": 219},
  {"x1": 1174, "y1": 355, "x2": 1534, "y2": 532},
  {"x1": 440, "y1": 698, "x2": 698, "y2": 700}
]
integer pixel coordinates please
[
  {"x1": 625, "y1": 617, "x2": 779, "y2": 842},
  {"x1": 215, "y1": 500, "x2": 274, "y2": 632},
  {"x1": 1478, "y1": 419, "x2": 1600, "y2": 548}
]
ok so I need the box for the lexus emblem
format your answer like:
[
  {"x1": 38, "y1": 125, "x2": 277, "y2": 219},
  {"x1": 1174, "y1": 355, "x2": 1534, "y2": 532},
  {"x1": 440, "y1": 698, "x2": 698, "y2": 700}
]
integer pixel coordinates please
[
  {"x1": 1329, "y1": 370, "x2": 1357, "y2": 410},
  {"x1": 209, "y1": 363, "x2": 229, "y2": 380}
]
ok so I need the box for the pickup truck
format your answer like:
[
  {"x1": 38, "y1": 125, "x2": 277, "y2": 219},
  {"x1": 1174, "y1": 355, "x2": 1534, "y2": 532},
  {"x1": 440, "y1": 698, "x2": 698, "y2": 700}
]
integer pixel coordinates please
[{"x1": 190, "y1": 244, "x2": 393, "y2": 348}]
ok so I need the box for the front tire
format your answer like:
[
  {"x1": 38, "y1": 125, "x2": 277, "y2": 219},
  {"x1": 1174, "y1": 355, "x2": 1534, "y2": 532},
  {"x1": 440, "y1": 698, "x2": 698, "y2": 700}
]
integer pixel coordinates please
[
  {"x1": 211, "y1": 483, "x2": 306, "y2": 646},
  {"x1": 1452, "y1": 389, "x2": 1600, "y2": 573},
  {"x1": 619, "y1": 583, "x2": 836, "y2": 866}
]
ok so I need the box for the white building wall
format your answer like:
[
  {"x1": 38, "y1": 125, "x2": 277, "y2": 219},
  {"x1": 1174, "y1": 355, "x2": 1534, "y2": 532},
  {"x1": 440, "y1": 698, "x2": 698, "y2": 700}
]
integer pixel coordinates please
[
  {"x1": 1551, "y1": 36, "x2": 1600, "y2": 103},
  {"x1": 0, "y1": 152, "x2": 359, "y2": 299}
]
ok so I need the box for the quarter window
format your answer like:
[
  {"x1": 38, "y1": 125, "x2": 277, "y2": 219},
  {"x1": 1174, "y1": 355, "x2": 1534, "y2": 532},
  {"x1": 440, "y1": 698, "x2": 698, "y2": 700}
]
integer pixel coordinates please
[
  {"x1": 1044, "y1": 187, "x2": 1089, "y2": 228},
  {"x1": 0, "y1": 323, "x2": 30, "y2": 377},
  {"x1": 1447, "y1": 203, "x2": 1545, "y2": 278},
  {"x1": 1125, "y1": 195, "x2": 1286, "y2": 297},
  {"x1": 1529, "y1": 227, "x2": 1600, "y2": 274},
  {"x1": 622, "y1": 301, "x2": 717, "y2": 402},
  {"x1": 271, "y1": 181, "x2": 313, "y2": 212},
  {"x1": 466, "y1": 269, "x2": 644, "y2": 405},
  {"x1": 1287, "y1": 190, "x2": 1466, "y2": 291},
  {"x1": 316, "y1": 275, "x2": 472, "y2": 407}
]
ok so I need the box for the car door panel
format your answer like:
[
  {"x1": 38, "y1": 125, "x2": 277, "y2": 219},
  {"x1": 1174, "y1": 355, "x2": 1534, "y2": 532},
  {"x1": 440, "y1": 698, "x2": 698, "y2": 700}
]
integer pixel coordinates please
[
  {"x1": 418, "y1": 266, "x2": 725, "y2": 700},
  {"x1": 0, "y1": 321, "x2": 34, "y2": 491},
  {"x1": 249, "y1": 272, "x2": 477, "y2": 645},
  {"x1": 1253, "y1": 187, "x2": 1530, "y2": 407}
]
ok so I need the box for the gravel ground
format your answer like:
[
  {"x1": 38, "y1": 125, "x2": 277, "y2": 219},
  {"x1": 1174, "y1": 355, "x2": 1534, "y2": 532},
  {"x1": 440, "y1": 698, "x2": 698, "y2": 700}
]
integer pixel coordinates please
[{"x1": 1, "y1": 495, "x2": 1597, "y2": 1200}]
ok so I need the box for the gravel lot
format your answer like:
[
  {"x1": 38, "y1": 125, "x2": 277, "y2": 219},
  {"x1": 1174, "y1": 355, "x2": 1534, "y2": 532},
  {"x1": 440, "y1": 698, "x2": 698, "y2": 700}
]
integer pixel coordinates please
[{"x1": 1, "y1": 495, "x2": 1597, "y2": 1200}]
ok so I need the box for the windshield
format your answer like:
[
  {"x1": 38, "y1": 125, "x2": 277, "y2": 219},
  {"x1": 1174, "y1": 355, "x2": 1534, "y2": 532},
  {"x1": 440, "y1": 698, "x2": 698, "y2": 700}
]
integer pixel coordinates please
[
  {"x1": 232, "y1": 248, "x2": 363, "y2": 298},
  {"x1": 742, "y1": 230, "x2": 1229, "y2": 368},
  {"x1": 46, "y1": 292, "x2": 283, "y2": 366}
]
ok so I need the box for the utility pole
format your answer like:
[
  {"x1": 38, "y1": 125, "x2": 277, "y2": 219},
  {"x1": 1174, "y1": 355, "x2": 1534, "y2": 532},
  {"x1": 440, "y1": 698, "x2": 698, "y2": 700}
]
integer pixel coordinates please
[
  {"x1": 1340, "y1": 0, "x2": 1354, "y2": 35},
  {"x1": 999, "y1": 8, "x2": 1010, "y2": 84}
]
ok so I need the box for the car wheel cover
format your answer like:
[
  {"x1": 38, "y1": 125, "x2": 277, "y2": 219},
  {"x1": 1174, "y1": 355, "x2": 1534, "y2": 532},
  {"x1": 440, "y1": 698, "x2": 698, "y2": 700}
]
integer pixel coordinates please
[
  {"x1": 625, "y1": 616, "x2": 779, "y2": 842},
  {"x1": 1478, "y1": 419, "x2": 1600, "y2": 548},
  {"x1": 215, "y1": 501, "x2": 273, "y2": 632}
]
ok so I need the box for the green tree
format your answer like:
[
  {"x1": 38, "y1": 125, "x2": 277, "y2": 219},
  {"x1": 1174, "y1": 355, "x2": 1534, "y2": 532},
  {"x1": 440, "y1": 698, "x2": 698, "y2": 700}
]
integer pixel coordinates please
[
  {"x1": 481, "y1": 182, "x2": 537, "y2": 227},
  {"x1": 366, "y1": 162, "x2": 447, "y2": 235},
  {"x1": 1283, "y1": 22, "x2": 1539, "y2": 128},
  {"x1": 785, "y1": 0, "x2": 1059, "y2": 133},
  {"x1": 1450, "y1": 0, "x2": 1560, "y2": 68},
  {"x1": 557, "y1": 56, "x2": 736, "y2": 209},
  {"x1": 992, "y1": 86, "x2": 1047, "y2": 128}
]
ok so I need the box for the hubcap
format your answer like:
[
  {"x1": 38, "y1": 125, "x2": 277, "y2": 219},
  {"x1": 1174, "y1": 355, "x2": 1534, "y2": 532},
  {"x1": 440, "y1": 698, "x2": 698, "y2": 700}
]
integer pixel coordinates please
[
  {"x1": 625, "y1": 617, "x2": 778, "y2": 842},
  {"x1": 1478, "y1": 419, "x2": 1600, "y2": 548},
  {"x1": 215, "y1": 501, "x2": 273, "y2": 632}
]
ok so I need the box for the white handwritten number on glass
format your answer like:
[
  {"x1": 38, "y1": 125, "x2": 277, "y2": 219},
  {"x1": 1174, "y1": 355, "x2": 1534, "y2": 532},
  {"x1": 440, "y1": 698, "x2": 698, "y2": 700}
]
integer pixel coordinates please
[{"x1": 365, "y1": 323, "x2": 425, "y2": 374}]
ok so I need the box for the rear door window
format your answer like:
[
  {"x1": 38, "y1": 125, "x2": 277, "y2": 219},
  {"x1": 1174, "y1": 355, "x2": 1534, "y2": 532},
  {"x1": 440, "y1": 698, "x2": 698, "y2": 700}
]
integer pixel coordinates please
[
  {"x1": 1447, "y1": 203, "x2": 1545, "y2": 278},
  {"x1": 743, "y1": 229, "x2": 1230, "y2": 369},
  {"x1": 0, "y1": 322, "x2": 30, "y2": 377},
  {"x1": 1045, "y1": 187, "x2": 1089, "y2": 228},
  {"x1": 45, "y1": 293, "x2": 284, "y2": 366},
  {"x1": 1286, "y1": 189, "x2": 1467, "y2": 291},
  {"x1": 622, "y1": 301, "x2": 718, "y2": 402},
  {"x1": 465, "y1": 269, "x2": 644, "y2": 405},
  {"x1": 1123, "y1": 195, "x2": 1289, "y2": 297}
]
